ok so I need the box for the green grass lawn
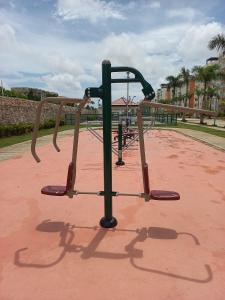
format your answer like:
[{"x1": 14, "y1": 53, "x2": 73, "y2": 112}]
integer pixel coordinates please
[
  {"x1": 0, "y1": 125, "x2": 75, "y2": 148},
  {"x1": 0, "y1": 122, "x2": 224, "y2": 149},
  {"x1": 177, "y1": 122, "x2": 225, "y2": 138},
  {"x1": 155, "y1": 122, "x2": 225, "y2": 138}
]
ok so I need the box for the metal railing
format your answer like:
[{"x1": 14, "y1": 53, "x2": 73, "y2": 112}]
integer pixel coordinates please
[{"x1": 65, "y1": 112, "x2": 177, "y2": 126}]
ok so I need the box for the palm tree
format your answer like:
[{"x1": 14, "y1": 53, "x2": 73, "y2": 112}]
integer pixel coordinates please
[
  {"x1": 206, "y1": 87, "x2": 219, "y2": 111},
  {"x1": 166, "y1": 75, "x2": 181, "y2": 100},
  {"x1": 179, "y1": 67, "x2": 191, "y2": 121},
  {"x1": 195, "y1": 87, "x2": 203, "y2": 109},
  {"x1": 208, "y1": 34, "x2": 225, "y2": 54},
  {"x1": 179, "y1": 67, "x2": 191, "y2": 107},
  {"x1": 192, "y1": 64, "x2": 219, "y2": 123},
  {"x1": 192, "y1": 64, "x2": 219, "y2": 107}
]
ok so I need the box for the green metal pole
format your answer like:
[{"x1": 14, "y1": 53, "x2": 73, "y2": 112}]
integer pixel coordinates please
[
  {"x1": 100, "y1": 60, "x2": 117, "y2": 228},
  {"x1": 85, "y1": 63, "x2": 155, "y2": 227},
  {"x1": 116, "y1": 121, "x2": 125, "y2": 166}
]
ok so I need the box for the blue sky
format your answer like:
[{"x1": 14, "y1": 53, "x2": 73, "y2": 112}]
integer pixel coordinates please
[{"x1": 0, "y1": 0, "x2": 225, "y2": 100}]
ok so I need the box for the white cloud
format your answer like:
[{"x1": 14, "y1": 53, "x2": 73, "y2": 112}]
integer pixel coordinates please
[
  {"x1": 56, "y1": 0, "x2": 125, "y2": 23},
  {"x1": 149, "y1": 1, "x2": 161, "y2": 9},
  {"x1": 166, "y1": 7, "x2": 202, "y2": 21},
  {"x1": 1, "y1": 4, "x2": 225, "y2": 99},
  {"x1": 9, "y1": 1, "x2": 16, "y2": 9},
  {"x1": 47, "y1": 55, "x2": 84, "y2": 75},
  {"x1": 177, "y1": 22, "x2": 223, "y2": 64},
  {"x1": 0, "y1": 23, "x2": 16, "y2": 48},
  {"x1": 42, "y1": 73, "x2": 83, "y2": 96}
]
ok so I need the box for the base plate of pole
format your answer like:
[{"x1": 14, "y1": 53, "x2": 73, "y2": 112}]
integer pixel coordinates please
[
  {"x1": 115, "y1": 160, "x2": 125, "y2": 166},
  {"x1": 100, "y1": 216, "x2": 118, "y2": 228}
]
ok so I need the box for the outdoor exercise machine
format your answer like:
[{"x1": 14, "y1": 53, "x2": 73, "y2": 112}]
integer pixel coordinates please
[
  {"x1": 31, "y1": 60, "x2": 181, "y2": 229},
  {"x1": 86, "y1": 114, "x2": 154, "y2": 166},
  {"x1": 114, "y1": 118, "x2": 154, "y2": 166}
]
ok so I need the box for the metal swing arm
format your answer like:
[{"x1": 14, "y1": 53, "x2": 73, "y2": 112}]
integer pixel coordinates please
[
  {"x1": 136, "y1": 108, "x2": 150, "y2": 200},
  {"x1": 53, "y1": 102, "x2": 64, "y2": 152},
  {"x1": 136, "y1": 98, "x2": 216, "y2": 201},
  {"x1": 67, "y1": 96, "x2": 89, "y2": 197},
  {"x1": 137, "y1": 105, "x2": 180, "y2": 202},
  {"x1": 31, "y1": 96, "x2": 89, "y2": 162},
  {"x1": 140, "y1": 101, "x2": 217, "y2": 117},
  {"x1": 38, "y1": 96, "x2": 89, "y2": 197}
]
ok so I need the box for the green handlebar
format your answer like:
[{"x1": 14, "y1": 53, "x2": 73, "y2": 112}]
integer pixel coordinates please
[
  {"x1": 85, "y1": 66, "x2": 155, "y2": 100},
  {"x1": 111, "y1": 66, "x2": 155, "y2": 100}
]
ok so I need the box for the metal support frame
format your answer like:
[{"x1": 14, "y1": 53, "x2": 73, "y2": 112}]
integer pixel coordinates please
[
  {"x1": 31, "y1": 60, "x2": 185, "y2": 228},
  {"x1": 115, "y1": 121, "x2": 125, "y2": 166},
  {"x1": 100, "y1": 61, "x2": 117, "y2": 228},
  {"x1": 85, "y1": 60, "x2": 155, "y2": 228},
  {"x1": 87, "y1": 127, "x2": 118, "y2": 155},
  {"x1": 32, "y1": 61, "x2": 183, "y2": 229},
  {"x1": 122, "y1": 119, "x2": 154, "y2": 151}
]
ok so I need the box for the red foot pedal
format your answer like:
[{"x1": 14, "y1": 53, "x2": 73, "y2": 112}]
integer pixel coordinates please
[
  {"x1": 41, "y1": 186, "x2": 67, "y2": 196},
  {"x1": 41, "y1": 162, "x2": 74, "y2": 197},
  {"x1": 150, "y1": 190, "x2": 180, "y2": 200}
]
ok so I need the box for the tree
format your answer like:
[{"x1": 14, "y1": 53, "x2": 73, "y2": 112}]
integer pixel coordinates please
[
  {"x1": 182, "y1": 92, "x2": 193, "y2": 106},
  {"x1": 192, "y1": 64, "x2": 219, "y2": 123},
  {"x1": 85, "y1": 100, "x2": 96, "y2": 110},
  {"x1": 179, "y1": 67, "x2": 191, "y2": 121},
  {"x1": 179, "y1": 67, "x2": 191, "y2": 107},
  {"x1": 208, "y1": 34, "x2": 225, "y2": 54},
  {"x1": 1, "y1": 88, "x2": 27, "y2": 99},
  {"x1": 27, "y1": 89, "x2": 41, "y2": 101},
  {"x1": 195, "y1": 87, "x2": 203, "y2": 109},
  {"x1": 192, "y1": 64, "x2": 219, "y2": 108},
  {"x1": 171, "y1": 95, "x2": 182, "y2": 105},
  {"x1": 166, "y1": 75, "x2": 181, "y2": 100},
  {"x1": 206, "y1": 87, "x2": 219, "y2": 111},
  {"x1": 46, "y1": 91, "x2": 58, "y2": 97},
  {"x1": 208, "y1": 33, "x2": 225, "y2": 115},
  {"x1": 27, "y1": 88, "x2": 34, "y2": 100}
]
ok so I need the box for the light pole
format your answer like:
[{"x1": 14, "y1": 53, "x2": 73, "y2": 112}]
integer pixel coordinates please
[
  {"x1": 126, "y1": 71, "x2": 129, "y2": 120},
  {"x1": 131, "y1": 96, "x2": 136, "y2": 117}
]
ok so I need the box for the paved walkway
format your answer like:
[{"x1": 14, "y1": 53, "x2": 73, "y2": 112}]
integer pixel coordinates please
[
  {"x1": 1, "y1": 130, "x2": 225, "y2": 300},
  {"x1": 0, "y1": 130, "x2": 74, "y2": 161},
  {"x1": 0, "y1": 127, "x2": 225, "y2": 162}
]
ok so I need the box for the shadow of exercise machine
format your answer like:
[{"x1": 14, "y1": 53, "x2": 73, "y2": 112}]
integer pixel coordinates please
[{"x1": 14, "y1": 220, "x2": 212, "y2": 283}]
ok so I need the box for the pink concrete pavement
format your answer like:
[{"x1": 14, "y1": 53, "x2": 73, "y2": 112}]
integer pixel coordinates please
[{"x1": 0, "y1": 130, "x2": 225, "y2": 300}]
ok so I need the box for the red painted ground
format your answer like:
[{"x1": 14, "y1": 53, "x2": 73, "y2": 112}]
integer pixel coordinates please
[{"x1": 0, "y1": 130, "x2": 225, "y2": 300}]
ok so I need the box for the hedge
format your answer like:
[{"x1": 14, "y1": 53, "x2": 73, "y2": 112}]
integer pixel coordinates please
[{"x1": 0, "y1": 119, "x2": 65, "y2": 138}]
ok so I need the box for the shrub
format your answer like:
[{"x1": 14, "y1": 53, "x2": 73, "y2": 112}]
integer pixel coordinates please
[
  {"x1": 0, "y1": 123, "x2": 33, "y2": 137},
  {"x1": 39, "y1": 119, "x2": 55, "y2": 129},
  {"x1": 0, "y1": 118, "x2": 65, "y2": 138}
]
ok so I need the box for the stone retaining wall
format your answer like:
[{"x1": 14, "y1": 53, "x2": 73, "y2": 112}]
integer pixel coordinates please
[{"x1": 0, "y1": 96, "x2": 77, "y2": 125}]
